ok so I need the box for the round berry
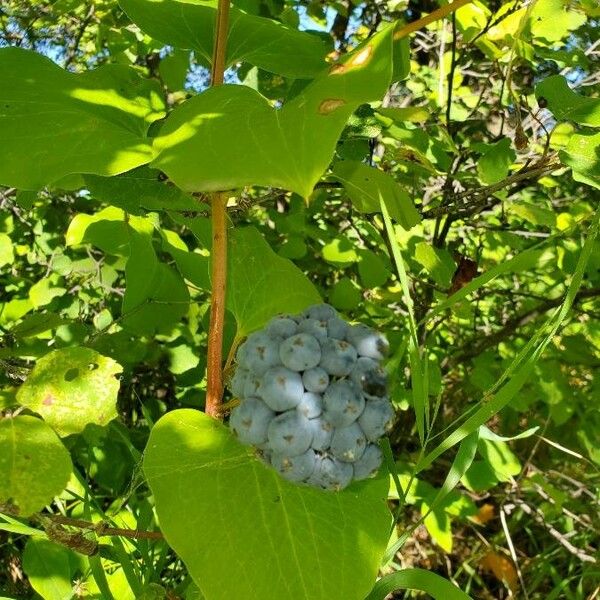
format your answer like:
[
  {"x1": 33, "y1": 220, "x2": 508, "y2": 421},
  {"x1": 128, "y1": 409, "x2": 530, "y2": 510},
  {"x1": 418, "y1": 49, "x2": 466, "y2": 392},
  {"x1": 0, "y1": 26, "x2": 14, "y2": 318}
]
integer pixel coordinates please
[
  {"x1": 229, "y1": 398, "x2": 275, "y2": 445},
  {"x1": 353, "y1": 444, "x2": 383, "y2": 480},
  {"x1": 319, "y1": 338, "x2": 357, "y2": 376},
  {"x1": 261, "y1": 366, "x2": 304, "y2": 411},
  {"x1": 358, "y1": 398, "x2": 395, "y2": 442},
  {"x1": 302, "y1": 367, "x2": 330, "y2": 393},
  {"x1": 323, "y1": 380, "x2": 365, "y2": 427},
  {"x1": 271, "y1": 449, "x2": 317, "y2": 482},
  {"x1": 347, "y1": 324, "x2": 389, "y2": 360},
  {"x1": 279, "y1": 333, "x2": 321, "y2": 371},
  {"x1": 267, "y1": 410, "x2": 313, "y2": 456},
  {"x1": 330, "y1": 423, "x2": 367, "y2": 463}
]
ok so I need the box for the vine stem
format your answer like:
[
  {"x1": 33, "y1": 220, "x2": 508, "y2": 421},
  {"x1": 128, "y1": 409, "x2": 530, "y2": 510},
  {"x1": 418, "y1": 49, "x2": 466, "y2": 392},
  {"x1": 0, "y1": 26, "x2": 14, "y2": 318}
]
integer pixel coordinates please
[
  {"x1": 393, "y1": 0, "x2": 472, "y2": 40},
  {"x1": 205, "y1": 0, "x2": 231, "y2": 418}
]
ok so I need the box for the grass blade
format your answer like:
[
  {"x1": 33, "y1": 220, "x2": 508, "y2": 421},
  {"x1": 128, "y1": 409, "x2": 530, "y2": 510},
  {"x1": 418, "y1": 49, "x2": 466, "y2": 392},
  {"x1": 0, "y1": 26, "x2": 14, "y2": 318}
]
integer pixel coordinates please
[
  {"x1": 380, "y1": 195, "x2": 427, "y2": 444},
  {"x1": 416, "y1": 207, "x2": 600, "y2": 473},
  {"x1": 366, "y1": 568, "x2": 473, "y2": 600}
]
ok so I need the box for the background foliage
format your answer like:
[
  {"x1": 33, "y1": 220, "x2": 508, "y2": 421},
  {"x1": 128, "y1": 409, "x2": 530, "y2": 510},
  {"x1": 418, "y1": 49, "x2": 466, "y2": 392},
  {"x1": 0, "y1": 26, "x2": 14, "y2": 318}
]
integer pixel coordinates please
[{"x1": 0, "y1": 0, "x2": 599, "y2": 598}]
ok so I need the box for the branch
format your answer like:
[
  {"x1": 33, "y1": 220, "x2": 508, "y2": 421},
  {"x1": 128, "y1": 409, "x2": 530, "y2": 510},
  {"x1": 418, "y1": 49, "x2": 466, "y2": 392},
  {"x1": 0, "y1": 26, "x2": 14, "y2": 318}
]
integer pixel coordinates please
[
  {"x1": 205, "y1": 0, "x2": 231, "y2": 419},
  {"x1": 449, "y1": 287, "x2": 600, "y2": 365},
  {"x1": 422, "y1": 159, "x2": 562, "y2": 219},
  {"x1": 393, "y1": 0, "x2": 473, "y2": 41},
  {"x1": 4, "y1": 512, "x2": 166, "y2": 556}
]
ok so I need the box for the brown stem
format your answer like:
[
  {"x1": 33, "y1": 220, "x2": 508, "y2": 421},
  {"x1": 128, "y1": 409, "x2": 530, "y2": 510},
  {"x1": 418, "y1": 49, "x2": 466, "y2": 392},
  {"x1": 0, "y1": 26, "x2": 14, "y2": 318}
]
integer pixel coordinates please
[
  {"x1": 206, "y1": 191, "x2": 228, "y2": 417},
  {"x1": 39, "y1": 514, "x2": 164, "y2": 540},
  {"x1": 393, "y1": 0, "x2": 473, "y2": 40},
  {"x1": 205, "y1": 0, "x2": 231, "y2": 418}
]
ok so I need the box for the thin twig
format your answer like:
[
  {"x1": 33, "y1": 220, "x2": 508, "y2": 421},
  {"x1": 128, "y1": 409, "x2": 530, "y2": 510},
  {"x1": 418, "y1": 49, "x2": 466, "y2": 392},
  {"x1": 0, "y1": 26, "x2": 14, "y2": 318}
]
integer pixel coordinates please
[
  {"x1": 38, "y1": 514, "x2": 164, "y2": 540},
  {"x1": 393, "y1": 0, "x2": 473, "y2": 41}
]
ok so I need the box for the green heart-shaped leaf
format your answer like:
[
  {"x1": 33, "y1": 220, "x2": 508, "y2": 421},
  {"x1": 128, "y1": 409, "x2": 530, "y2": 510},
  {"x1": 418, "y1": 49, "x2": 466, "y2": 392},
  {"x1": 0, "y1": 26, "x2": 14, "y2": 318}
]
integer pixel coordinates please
[
  {"x1": 17, "y1": 347, "x2": 122, "y2": 437},
  {"x1": 228, "y1": 227, "x2": 321, "y2": 337},
  {"x1": 0, "y1": 48, "x2": 164, "y2": 190},
  {"x1": 144, "y1": 409, "x2": 391, "y2": 600},
  {"x1": 0, "y1": 416, "x2": 72, "y2": 516},
  {"x1": 152, "y1": 26, "x2": 395, "y2": 198},
  {"x1": 119, "y1": 0, "x2": 330, "y2": 79}
]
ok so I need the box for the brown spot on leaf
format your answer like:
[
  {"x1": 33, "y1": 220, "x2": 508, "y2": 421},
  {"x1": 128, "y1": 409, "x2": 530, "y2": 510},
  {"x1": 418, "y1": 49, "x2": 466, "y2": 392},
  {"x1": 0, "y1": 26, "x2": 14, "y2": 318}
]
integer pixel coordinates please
[
  {"x1": 329, "y1": 45, "x2": 373, "y2": 75},
  {"x1": 319, "y1": 99, "x2": 346, "y2": 115},
  {"x1": 43, "y1": 393, "x2": 55, "y2": 406},
  {"x1": 349, "y1": 45, "x2": 373, "y2": 67}
]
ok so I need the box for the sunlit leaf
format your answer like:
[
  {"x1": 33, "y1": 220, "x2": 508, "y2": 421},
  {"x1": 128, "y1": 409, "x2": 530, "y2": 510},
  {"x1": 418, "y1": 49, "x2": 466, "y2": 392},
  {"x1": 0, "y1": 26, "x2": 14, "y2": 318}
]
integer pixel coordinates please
[
  {"x1": 0, "y1": 49, "x2": 164, "y2": 190},
  {"x1": 0, "y1": 416, "x2": 72, "y2": 516},
  {"x1": 152, "y1": 27, "x2": 395, "y2": 198},
  {"x1": 228, "y1": 227, "x2": 320, "y2": 337},
  {"x1": 17, "y1": 347, "x2": 122, "y2": 437},
  {"x1": 119, "y1": 0, "x2": 330, "y2": 78},
  {"x1": 536, "y1": 75, "x2": 600, "y2": 127},
  {"x1": 143, "y1": 409, "x2": 391, "y2": 600}
]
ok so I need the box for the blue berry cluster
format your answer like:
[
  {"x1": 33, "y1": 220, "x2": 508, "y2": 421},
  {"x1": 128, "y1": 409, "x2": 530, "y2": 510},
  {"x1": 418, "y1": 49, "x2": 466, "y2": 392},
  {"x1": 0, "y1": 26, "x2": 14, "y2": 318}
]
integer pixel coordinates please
[{"x1": 228, "y1": 304, "x2": 394, "y2": 491}]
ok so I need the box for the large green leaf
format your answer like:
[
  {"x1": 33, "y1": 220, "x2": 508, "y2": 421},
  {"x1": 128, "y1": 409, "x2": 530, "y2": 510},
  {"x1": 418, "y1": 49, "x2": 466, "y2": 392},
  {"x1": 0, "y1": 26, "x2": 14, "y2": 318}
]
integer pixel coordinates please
[
  {"x1": 536, "y1": 75, "x2": 600, "y2": 127},
  {"x1": 332, "y1": 161, "x2": 421, "y2": 229},
  {"x1": 17, "y1": 347, "x2": 122, "y2": 437},
  {"x1": 228, "y1": 227, "x2": 320, "y2": 337},
  {"x1": 152, "y1": 26, "x2": 395, "y2": 198},
  {"x1": 121, "y1": 230, "x2": 191, "y2": 334},
  {"x1": 0, "y1": 48, "x2": 164, "y2": 190},
  {"x1": 560, "y1": 130, "x2": 600, "y2": 189},
  {"x1": 23, "y1": 538, "x2": 83, "y2": 600},
  {"x1": 119, "y1": 0, "x2": 330, "y2": 78},
  {"x1": 0, "y1": 416, "x2": 72, "y2": 516},
  {"x1": 143, "y1": 409, "x2": 391, "y2": 600},
  {"x1": 83, "y1": 167, "x2": 203, "y2": 215}
]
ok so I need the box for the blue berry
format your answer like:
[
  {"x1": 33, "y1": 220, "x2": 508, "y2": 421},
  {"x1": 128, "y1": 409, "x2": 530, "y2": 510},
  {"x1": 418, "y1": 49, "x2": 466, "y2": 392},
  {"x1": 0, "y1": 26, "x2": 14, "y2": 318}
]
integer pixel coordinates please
[
  {"x1": 358, "y1": 398, "x2": 395, "y2": 442},
  {"x1": 309, "y1": 417, "x2": 333, "y2": 451},
  {"x1": 298, "y1": 318, "x2": 329, "y2": 340},
  {"x1": 351, "y1": 357, "x2": 387, "y2": 399},
  {"x1": 330, "y1": 423, "x2": 367, "y2": 463},
  {"x1": 279, "y1": 333, "x2": 321, "y2": 371},
  {"x1": 353, "y1": 444, "x2": 383, "y2": 480},
  {"x1": 267, "y1": 410, "x2": 313, "y2": 456},
  {"x1": 303, "y1": 303, "x2": 338, "y2": 321},
  {"x1": 266, "y1": 315, "x2": 298, "y2": 338},
  {"x1": 261, "y1": 366, "x2": 304, "y2": 411},
  {"x1": 229, "y1": 368, "x2": 249, "y2": 398},
  {"x1": 230, "y1": 398, "x2": 275, "y2": 445},
  {"x1": 323, "y1": 380, "x2": 365, "y2": 427},
  {"x1": 307, "y1": 456, "x2": 353, "y2": 491},
  {"x1": 327, "y1": 317, "x2": 348, "y2": 340},
  {"x1": 302, "y1": 367, "x2": 329, "y2": 393},
  {"x1": 271, "y1": 449, "x2": 317, "y2": 482},
  {"x1": 319, "y1": 338, "x2": 357, "y2": 376},
  {"x1": 346, "y1": 324, "x2": 389, "y2": 360},
  {"x1": 243, "y1": 331, "x2": 281, "y2": 374},
  {"x1": 296, "y1": 392, "x2": 322, "y2": 419}
]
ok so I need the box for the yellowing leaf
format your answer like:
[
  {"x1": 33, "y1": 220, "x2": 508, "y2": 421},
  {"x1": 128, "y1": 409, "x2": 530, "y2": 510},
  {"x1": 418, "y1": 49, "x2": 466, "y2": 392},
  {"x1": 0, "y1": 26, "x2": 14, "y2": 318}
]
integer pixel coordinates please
[
  {"x1": 17, "y1": 347, "x2": 122, "y2": 437},
  {"x1": 480, "y1": 552, "x2": 518, "y2": 593}
]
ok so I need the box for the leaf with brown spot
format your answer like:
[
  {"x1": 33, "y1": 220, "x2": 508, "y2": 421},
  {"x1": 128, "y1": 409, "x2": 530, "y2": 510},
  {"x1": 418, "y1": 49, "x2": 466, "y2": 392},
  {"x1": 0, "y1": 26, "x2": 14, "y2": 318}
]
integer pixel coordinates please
[
  {"x1": 17, "y1": 347, "x2": 122, "y2": 437},
  {"x1": 152, "y1": 26, "x2": 395, "y2": 198}
]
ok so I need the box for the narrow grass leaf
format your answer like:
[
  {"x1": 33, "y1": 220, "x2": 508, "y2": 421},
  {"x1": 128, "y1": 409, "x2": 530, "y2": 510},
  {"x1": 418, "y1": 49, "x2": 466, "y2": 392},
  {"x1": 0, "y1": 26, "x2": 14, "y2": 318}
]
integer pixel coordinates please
[
  {"x1": 380, "y1": 195, "x2": 427, "y2": 444},
  {"x1": 366, "y1": 568, "x2": 473, "y2": 600},
  {"x1": 417, "y1": 208, "x2": 600, "y2": 473}
]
